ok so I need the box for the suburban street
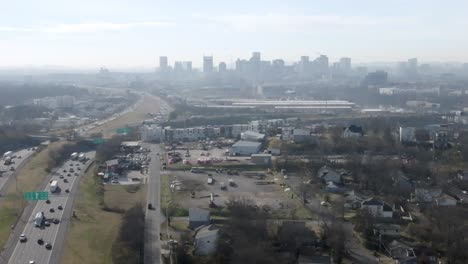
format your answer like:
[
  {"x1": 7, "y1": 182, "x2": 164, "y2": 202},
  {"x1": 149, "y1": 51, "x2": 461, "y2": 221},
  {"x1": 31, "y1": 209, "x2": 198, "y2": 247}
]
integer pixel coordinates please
[
  {"x1": 0, "y1": 148, "x2": 35, "y2": 195},
  {"x1": 7, "y1": 152, "x2": 95, "y2": 264},
  {"x1": 144, "y1": 143, "x2": 162, "y2": 264}
]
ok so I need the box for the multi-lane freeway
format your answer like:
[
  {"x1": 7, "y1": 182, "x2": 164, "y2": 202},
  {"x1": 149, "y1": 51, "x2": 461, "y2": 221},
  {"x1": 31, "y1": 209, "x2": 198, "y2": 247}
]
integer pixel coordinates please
[
  {"x1": 8, "y1": 152, "x2": 95, "y2": 264},
  {"x1": 0, "y1": 148, "x2": 36, "y2": 195},
  {"x1": 144, "y1": 143, "x2": 162, "y2": 264}
]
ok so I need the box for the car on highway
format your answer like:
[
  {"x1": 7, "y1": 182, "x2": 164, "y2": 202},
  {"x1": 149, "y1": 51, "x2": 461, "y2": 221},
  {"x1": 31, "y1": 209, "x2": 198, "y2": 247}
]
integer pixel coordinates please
[
  {"x1": 65, "y1": 189, "x2": 70, "y2": 193},
  {"x1": 37, "y1": 238, "x2": 44, "y2": 245},
  {"x1": 49, "y1": 208, "x2": 55, "y2": 213},
  {"x1": 45, "y1": 243, "x2": 52, "y2": 250},
  {"x1": 46, "y1": 199, "x2": 50, "y2": 204},
  {"x1": 44, "y1": 220, "x2": 50, "y2": 226},
  {"x1": 59, "y1": 175, "x2": 64, "y2": 179},
  {"x1": 53, "y1": 218, "x2": 60, "y2": 224},
  {"x1": 58, "y1": 205, "x2": 63, "y2": 210},
  {"x1": 148, "y1": 203, "x2": 153, "y2": 210},
  {"x1": 19, "y1": 234, "x2": 27, "y2": 242},
  {"x1": 64, "y1": 178, "x2": 68, "y2": 183},
  {"x1": 29, "y1": 261, "x2": 35, "y2": 264},
  {"x1": 63, "y1": 169, "x2": 67, "y2": 173}
]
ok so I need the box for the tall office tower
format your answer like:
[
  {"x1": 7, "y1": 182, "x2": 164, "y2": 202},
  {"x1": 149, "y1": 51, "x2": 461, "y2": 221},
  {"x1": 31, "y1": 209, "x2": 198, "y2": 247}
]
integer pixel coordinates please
[
  {"x1": 251, "y1": 52, "x2": 261, "y2": 62},
  {"x1": 299, "y1": 56, "x2": 310, "y2": 73},
  {"x1": 203, "y1": 56, "x2": 213, "y2": 73},
  {"x1": 408, "y1": 58, "x2": 418, "y2": 70},
  {"x1": 218, "y1": 62, "x2": 227, "y2": 72},
  {"x1": 159, "y1": 56, "x2": 168, "y2": 71},
  {"x1": 339, "y1": 57, "x2": 352, "y2": 71},
  {"x1": 184, "y1": 61, "x2": 192, "y2": 72}
]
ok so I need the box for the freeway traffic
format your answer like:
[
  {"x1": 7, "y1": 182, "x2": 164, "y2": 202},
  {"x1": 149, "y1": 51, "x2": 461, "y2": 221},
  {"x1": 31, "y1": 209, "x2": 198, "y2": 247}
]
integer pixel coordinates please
[
  {"x1": 8, "y1": 151, "x2": 95, "y2": 264},
  {"x1": 0, "y1": 148, "x2": 36, "y2": 195}
]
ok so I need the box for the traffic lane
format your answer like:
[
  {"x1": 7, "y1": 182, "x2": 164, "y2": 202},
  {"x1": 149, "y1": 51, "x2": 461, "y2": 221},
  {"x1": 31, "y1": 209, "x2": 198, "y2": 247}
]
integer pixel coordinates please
[
  {"x1": 9, "y1": 157, "x2": 93, "y2": 264},
  {"x1": 144, "y1": 144, "x2": 161, "y2": 264},
  {"x1": 0, "y1": 148, "x2": 35, "y2": 192}
]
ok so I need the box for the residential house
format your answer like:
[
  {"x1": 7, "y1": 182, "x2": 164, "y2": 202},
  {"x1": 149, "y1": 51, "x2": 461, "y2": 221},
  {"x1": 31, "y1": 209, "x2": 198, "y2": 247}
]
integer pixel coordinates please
[
  {"x1": 434, "y1": 193, "x2": 458, "y2": 206},
  {"x1": 193, "y1": 224, "x2": 219, "y2": 256},
  {"x1": 373, "y1": 224, "x2": 401, "y2": 237},
  {"x1": 189, "y1": 207, "x2": 211, "y2": 229},
  {"x1": 344, "y1": 191, "x2": 368, "y2": 209},
  {"x1": 342, "y1": 125, "x2": 364, "y2": 138},
  {"x1": 385, "y1": 240, "x2": 417, "y2": 264},
  {"x1": 413, "y1": 188, "x2": 442, "y2": 203},
  {"x1": 324, "y1": 181, "x2": 347, "y2": 194},
  {"x1": 361, "y1": 197, "x2": 393, "y2": 218},
  {"x1": 317, "y1": 166, "x2": 342, "y2": 184},
  {"x1": 457, "y1": 170, "x2": 468, "y2": 181}
]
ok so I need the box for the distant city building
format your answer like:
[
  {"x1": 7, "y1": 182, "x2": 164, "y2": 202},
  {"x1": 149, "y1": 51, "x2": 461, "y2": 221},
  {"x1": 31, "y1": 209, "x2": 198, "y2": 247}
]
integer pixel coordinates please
[
  {"x1": 339, "y1": 57, "x2": 351, "y2": 71},
  {"x1": 363, "y1": 71, "x2": 388, "y2": 86},
  {"x1": 159, "y1": 56, "x2": 168, "y2": 71},
  {"x1": 218, "y1": 62, "x2": 227, "y2": 72},
  {"x1": 33, "y1": 95, "x2": 75, "y2": 109},
  {"x1": 203, "y1": 56, "x2": 213, "y2": 73}
]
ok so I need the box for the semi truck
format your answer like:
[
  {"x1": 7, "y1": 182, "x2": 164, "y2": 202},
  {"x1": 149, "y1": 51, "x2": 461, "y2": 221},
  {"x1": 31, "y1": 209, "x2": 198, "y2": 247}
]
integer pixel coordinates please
[
  {"x1": 70, "y1": 152, "x2": 78, "y2": 160},
  {"x1": 2, "y1": 151, "x2": 13, "y2": 159},
  {"x1": 34, "y1": 212, "x2": 44, "y2": 227},
  {"x1": 50, "y1": 180, "x2": 59, "y2": 193}
]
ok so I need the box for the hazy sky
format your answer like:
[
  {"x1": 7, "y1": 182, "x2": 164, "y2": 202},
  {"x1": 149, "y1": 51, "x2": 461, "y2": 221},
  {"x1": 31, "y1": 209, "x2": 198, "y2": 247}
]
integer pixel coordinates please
[{"x1": 1, "y1": 0, "x2": 467, "y2": 69}]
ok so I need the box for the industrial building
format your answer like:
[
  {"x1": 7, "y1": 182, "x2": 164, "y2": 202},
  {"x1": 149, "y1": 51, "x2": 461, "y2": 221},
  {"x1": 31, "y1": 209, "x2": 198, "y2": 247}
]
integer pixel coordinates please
[{"x1": 230, "y1": 141, "x2": 262, "y2": 156}]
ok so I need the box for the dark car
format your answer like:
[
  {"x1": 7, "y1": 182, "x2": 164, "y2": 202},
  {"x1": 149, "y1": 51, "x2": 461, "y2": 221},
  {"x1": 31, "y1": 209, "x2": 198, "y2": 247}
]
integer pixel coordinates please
[
  {"x1": 45, "y1": 243, "x2": 52, "y2": 250},
  {"x1": 59, "y1": 175, "x2": 64, "y2": 179},
  {"x1": 49, "y1": 208, "x2": 55, "y2": 213},
  {"x1": 46, "y1": 199, "x2": 51, "y2": 204},
  {"x1": 63, "y1": 169, "x2": 67, "y2": 173},
  {"x1": 63, "y1": 179, "x2": 68, "y2": 183},
  {"x1": 67, "y1": 173, "x2": 71, "y2": 176},
  {"x1": 148, "y1": 203, "x2": 153, "y2": 210},
  {"x1": 53, "y1": 218, "x2": 60, "y2": 224},
  {"x1": 65, "y1": 189, "x2": 70, "y2": 193},
  {"x1": 58, "y1": 205, "x2": 63, "y2": 210},
  {"x1": 37, "y1": 238, "x2": 44, "y2": 245}
]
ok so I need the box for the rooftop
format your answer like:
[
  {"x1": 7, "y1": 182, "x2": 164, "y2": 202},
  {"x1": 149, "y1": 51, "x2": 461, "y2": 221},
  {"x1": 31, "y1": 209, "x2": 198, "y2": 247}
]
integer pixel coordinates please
[{"x1": 232, "y1": 140, "x2": 262, "y2": 148}]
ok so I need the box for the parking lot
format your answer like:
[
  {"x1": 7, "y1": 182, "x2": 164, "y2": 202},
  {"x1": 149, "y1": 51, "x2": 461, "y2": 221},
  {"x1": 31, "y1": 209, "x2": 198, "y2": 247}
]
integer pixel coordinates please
[{"x1": 163, "y1": 169, "x2": 295, "y2": 211}]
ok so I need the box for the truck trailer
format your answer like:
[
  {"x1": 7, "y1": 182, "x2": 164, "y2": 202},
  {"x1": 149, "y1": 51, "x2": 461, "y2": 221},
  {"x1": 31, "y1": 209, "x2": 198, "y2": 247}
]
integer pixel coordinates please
[
  {"x1": 50, "y1": 180, "x2": 59, "y2": 193},
  {"x1": 34, "y1": 212, "x2": 44, "y2": 227}
]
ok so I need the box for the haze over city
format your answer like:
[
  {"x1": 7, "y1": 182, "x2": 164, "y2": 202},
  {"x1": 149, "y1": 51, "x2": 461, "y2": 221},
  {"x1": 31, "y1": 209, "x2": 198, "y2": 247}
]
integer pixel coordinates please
[
  {"x1": 1, "y1": 1, "x2": 468, "y2": 264},
  {"x1": 1, "y1": 0, "x2": 468, "y2": 69}
]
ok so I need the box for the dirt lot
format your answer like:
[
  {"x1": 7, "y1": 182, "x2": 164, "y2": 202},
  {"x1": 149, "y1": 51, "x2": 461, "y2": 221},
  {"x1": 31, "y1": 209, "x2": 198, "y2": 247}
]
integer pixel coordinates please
[
  {"x1": 86, "y1": 95, "x2": 162, "y2": 138},
  {"x1": 162, "y1": 169, "x2": 312, "y2": 219}
]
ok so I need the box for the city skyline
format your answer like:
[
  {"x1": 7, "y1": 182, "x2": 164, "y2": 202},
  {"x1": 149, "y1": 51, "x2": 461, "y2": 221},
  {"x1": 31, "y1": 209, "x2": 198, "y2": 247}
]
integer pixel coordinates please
[{"x1": 1, "y1": 0, "x2": 468, "y2": 68}]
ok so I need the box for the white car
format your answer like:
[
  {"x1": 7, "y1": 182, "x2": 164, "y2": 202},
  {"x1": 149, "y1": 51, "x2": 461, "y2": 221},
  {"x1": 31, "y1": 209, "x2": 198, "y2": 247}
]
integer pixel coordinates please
[
  {"x1": 29, "y1": 260, "x2": 35, "y2": 264},
  {"x1": 320, "y1": 201, "x2": 328, "y2": 206},
  {"x1": 19, "y1": 234, "x2": 27, "y2": 242}
]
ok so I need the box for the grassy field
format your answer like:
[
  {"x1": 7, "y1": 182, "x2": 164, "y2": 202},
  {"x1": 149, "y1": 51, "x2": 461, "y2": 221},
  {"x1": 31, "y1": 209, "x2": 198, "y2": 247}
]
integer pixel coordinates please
[
  {"x1": 61, "y1": 169, "x2": 147, "y2": 264},
  {"x1": 0, "y1": 141, "x2": 66, "y2": 248},
  {"x1": 86, "y1": 95, "x2": 161, "y2": 138}
]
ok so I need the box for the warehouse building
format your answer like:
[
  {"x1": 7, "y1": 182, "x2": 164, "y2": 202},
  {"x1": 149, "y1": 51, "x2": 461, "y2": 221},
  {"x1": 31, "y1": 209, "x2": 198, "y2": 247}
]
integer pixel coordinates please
[{"x1": 230, "y1": 141, "x2": 262, "y2": 156}]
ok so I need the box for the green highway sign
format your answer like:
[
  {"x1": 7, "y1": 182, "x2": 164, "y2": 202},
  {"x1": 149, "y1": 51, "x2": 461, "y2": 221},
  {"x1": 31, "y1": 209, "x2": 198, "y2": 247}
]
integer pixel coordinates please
[
  {"x1": 115, "y1": 128, "x2": 130, "y2": 134},
  {"x1": 92, "y1": 138, "x2": 105, "y2": 145},
  {"x1": 23, "y1": 191, "x2": 49, "y2": 201}
]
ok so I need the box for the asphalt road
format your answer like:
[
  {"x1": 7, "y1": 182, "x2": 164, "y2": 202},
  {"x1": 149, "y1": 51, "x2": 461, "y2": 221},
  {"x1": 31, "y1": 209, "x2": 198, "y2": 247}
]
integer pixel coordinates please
[
  {"x1": 8, "y1": 152, "x2": 95, "y2": 264},
  {"x1": 0, "y1": 148, "x2": 35, "y2": 195},
  {"x1": 143, "y1": 143, "x2": 162, "y2": 264}
]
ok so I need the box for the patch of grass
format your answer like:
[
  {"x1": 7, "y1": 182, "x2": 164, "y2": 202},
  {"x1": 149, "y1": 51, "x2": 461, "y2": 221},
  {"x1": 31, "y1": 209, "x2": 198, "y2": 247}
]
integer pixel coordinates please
[
  {"x1": 104, "y1": 184, "x2": 147, "y2": 211},
  {"x1": 87, "y1": 95, "x2": 161, "y2": 138},
  {"x1": 61, "y1": 168, "x2": 148, "y2": 264},
  {"x1": 0, "y1": 141, "x2": 66, "y2": 248},
  {"x1": 161, "y1": 174, "x2": 172, "y2": 209}
]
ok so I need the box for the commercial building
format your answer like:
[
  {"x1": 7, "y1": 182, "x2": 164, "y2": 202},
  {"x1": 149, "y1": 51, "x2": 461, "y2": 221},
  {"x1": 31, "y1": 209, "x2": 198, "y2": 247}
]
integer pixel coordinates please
[
  {"x1": 230, "y1": 141, "x2": 262, "y2": 156},
  {"x1": 240, "y1": 131, "x2": 265, "y2": 142},
  {"x1": 203, "y1": 56, "x2": 213, "y2": 73},
  {"x1": 250, "y1": 153, "x2": 272, "y2": 165},
  {"x1": 399, "y1": 127, "x2": 416, "y2": 143},
  {"x1": 159, "y1": 56, "x2": 168, "y2": 71}
]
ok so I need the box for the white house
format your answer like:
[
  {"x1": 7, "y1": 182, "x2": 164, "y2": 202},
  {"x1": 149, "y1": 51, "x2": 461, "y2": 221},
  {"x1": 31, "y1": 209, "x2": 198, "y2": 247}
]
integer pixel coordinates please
[
  {"x1": 342, "y1": 125, "x2": 364, "y2": 138},
  {"x1": 435, "y1": 193, "x2": 458, "y2": 206},
  {"x1": 361, "y1": 198, "x2": 393, "y2": 218},
  {"x1": 193, "y1": 225, "x2": 219, "y2": 256}
]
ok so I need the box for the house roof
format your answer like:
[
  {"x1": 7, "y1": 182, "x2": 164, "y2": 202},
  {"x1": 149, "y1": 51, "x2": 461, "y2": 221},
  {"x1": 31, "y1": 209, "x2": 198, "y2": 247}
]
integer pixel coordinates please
[
  {"x1": 105, "y1": 159, "x2": 119, "y2": 167},
  {"x1": 345, "y1": 125, "x2": 363, "y2": 134},
  {"x1": 194, "y1": 224, "x2": 219, "y2": 239},
  {"x1": 374, "y1": 223, "x2": 401, "y2": 230},
  {"x1": 362, "y1": 197, "x2": 384, "y2": 206}
]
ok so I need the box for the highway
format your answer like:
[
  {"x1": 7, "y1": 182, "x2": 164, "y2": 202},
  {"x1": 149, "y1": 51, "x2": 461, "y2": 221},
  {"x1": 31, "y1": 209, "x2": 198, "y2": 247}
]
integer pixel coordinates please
[
  {"x1": 8, "y1": 152, "x2": 95, "y2": 264},
  {"x1": 0, "y1": 148, "x2": 36, "y2": 195},
  {"x1": 144, "y1": 143, "x2": 162, "y2": 264}
]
